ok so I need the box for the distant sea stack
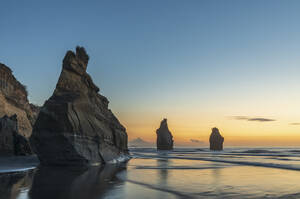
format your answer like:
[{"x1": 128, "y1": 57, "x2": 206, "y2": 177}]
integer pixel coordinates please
[
  {"x1": 129, "y1": 137, "x2": 152, "y2": 147},
  {"x1": 209, "y1": 127, "x2": 224, "y2": 151},
  {"x1": 0, "y1": 115, "x2": 32, "y2": 156},
  {"x1": 30, "y1": 46, "x2": 128, "y2": 166},
  {"x1": 0, "y1": 63, "x2": 40, "y2": 138},
  {"x1": 156, "y1": 119, "x2": 174, "y2": 150}
]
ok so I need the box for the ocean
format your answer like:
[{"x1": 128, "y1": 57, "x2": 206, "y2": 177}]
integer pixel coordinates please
[{"x1": 1, "y1": 147, "x2": 300, "y2": 199}]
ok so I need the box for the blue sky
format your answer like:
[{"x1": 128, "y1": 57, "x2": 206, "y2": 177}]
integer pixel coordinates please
[{"x1": 1, "y1": 0, "x2": 300, "y2": 144}]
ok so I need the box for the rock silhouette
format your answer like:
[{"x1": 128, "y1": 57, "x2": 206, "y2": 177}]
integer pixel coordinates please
[
  {"x1": 0, "y1": 115, "x2": 32, "y2": 156},
  {"x1": 0, "y1": 63, "x2": 40, "y2": 138},
  {"x1": 156, "y1": 119, "x2": 174, "y2": 150},
  {"x1": 30, "y1": 46, "x2": 128, "y2": 166},
  {"x1": 209, "y1": 127, "x2": 224, "y2": 151}
]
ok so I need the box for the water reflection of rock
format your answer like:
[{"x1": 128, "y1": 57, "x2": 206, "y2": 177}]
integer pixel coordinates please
[
  {"x1": 0, "y1": 171, "x2": 33, "y2": 199},
  {"x1": 157, "y1": 159, "x2": 170, "y2": 185},
  {"x1": 29, "y1": 164, "x2": 125, "y2": 199}
]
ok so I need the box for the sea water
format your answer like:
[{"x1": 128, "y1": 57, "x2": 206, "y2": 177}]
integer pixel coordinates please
[{"x1": 2, "y1": 147, "x2": 300, "y2": 199}]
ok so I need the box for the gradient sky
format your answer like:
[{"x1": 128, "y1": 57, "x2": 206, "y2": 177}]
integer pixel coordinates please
[{"x1": 1, "y1": 0, "x2": 300, "y2": 146}]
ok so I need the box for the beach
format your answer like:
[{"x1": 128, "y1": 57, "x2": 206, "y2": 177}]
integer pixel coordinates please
[{"x1": 2, "y1": 147, "x2": 300, "y2": 199}]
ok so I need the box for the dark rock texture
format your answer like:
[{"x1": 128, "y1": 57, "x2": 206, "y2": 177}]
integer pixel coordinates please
[
  {"x1": 0, "y1": 63, "x2": 40, "y2": 138},
  {"x1": 30, "y1": 46, "x2": 128, "y2": 166},
  {"x1": 156, "y1": 119, "x2": 174, "y2": 150},
  {"x1": 209, "y1": 127, "x2": 224, "y2": 151},
  {"x1": 0, "y1": 115, "x2": 32, "y2": 156}
]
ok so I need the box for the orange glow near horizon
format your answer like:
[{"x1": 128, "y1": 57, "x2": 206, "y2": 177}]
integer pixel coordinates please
[{"x1": 116, "y1": 107, "x2": 300, "y2": 147}]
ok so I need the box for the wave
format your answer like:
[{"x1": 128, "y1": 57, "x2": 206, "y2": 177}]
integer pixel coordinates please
[
  {"x1": 0, "y1": 166, "x2": 36, "y2": 174},
  {"x1": 0, "y1": 155, "x2": 39, "y2": 174},
  {"x1": 135, "y1": 166, "x2": 226, "y2": 170},
  {"x1": 117, "y1": 175, "x2": 195, "y2": 199},
  {"x1": 107, "y1": 153, "x2": 131, "y2": 164},
  {"x1": 232, "y1": 149, "x2": 280, "y2": 154},
  {"x1": 132, "y1": 153, "x2": 300, "y2": 171}
]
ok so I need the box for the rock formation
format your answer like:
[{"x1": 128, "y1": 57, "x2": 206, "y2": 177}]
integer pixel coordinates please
[
  {"x1": 156, "y1": 119, "x2": 174, "y2": 150},
  {"x1": 0, "y1": 63, "x2": 40, "y2": 138},
  {"x1": 30, "y1": 46, "x2": 128, "y2": 166},
  {"x1": 209, "y1": 127, "x2": 224, "y2": 151},
  {"x1": 0, "y1": 115, "x2": 32, "y2": 156}
]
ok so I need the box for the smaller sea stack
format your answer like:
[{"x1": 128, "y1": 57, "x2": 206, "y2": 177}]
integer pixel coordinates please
[
  {"x1": 0, "y1": 115, "x2": 32, "y2": 156},
  {"x1": 156, "y1": 119, "x2": 174, "y2": 150},
  {"x1": 209, "y1": 127, "x2": 224, "y2": 151}
]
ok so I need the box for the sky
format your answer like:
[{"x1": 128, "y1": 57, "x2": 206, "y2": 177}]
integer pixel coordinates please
[{"x1": 1, "y1": 0, "x2": 300, "y2": 146}]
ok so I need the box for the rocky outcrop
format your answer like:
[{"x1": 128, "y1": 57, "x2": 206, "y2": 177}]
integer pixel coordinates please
[
  {"x1": 156, "y1": 119, "x2": 174, "y2": 150},
  {"x1": 30, "y1": 46, "x2": 128, "y2": 166},
  {"x1": 209, "y1": 127, "x2": 224, "y2": 151},
  {"x1": 0, "y1": 115, "x2": 32, "y2": 156},
  {"x1": 0, "y1": 63, "x2": 40, "y2": 138}
]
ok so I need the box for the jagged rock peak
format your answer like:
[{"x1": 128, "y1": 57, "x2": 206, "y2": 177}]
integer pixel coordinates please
[
  {"x1": 63, "y1": 46, "x2": 89, "y2": 72},
  {"x1": 160, "y1": 118, "x2": 168, "y2": 128},
  {"x1": 156, "y1": 118, "x2": 174, "y2": 150},
  {"x1": 58, "y1": 46, "x2": 99, "y2": 94},
  {"x1": 209, "y1": 127, "x2": 224, "y2": 151},
  {"x1": 31, "y1": 46, "x2": 128, "y2": 166}
]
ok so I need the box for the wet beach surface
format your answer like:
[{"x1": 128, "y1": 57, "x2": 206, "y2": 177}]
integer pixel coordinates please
[{"x1": 2, "y1": 148, "x2": 300, "y2": 199}]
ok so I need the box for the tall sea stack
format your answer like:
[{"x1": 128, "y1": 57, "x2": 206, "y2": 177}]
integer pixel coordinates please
[
  {"x1": 30, "y1": 46, "x2": 128, "y2": 166},
  {"x1": 156, "y1": 119, "x2": 174, "y2": 150},
  {"x1": 209, "y1": 127, "x2": 224, "y2": 151}
]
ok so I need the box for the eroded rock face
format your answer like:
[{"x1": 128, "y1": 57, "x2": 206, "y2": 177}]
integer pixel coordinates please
[
  {"x1": 0, "y1": 115, "x2": 32, "y2": 156},
  {"x1": 156, "y1": 119, "x2": 174, "y2": 150},
  {"x1": 30, "y1": 46, "x2": 128, "y2": 166},
  {"x1": 0, "y1": 63, "x2": 40, "y2": 138},
  {"x1": 209, "y1": 127, "x2": 224, "y2": 151}
]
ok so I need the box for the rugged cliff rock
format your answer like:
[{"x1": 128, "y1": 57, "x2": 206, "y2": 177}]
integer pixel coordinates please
[
  {"x1": 30, "y1": 46, "x2": 128, "y2": 166},
  {"x1": 156, "y1": 119, "x2": 174, "y2": 150},
  {"x1": 0, "y1": 115, "x2": 32, "y2": 156},
  {"x1": 209, "y1": 127, "x2": 224, "y2": 151},
  {"x1": 0, "y1": 63, "x2": 40, "y2": 137}
]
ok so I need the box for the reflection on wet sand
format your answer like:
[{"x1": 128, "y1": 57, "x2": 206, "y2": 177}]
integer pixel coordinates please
[
  {"x1": 157, "y1": 158, "x2": 169, "y2": 185},
  {"x1": 4, "y1": 148, "x2": 300, "y2": 199},
  {"x1": 29, "y1": 164, "x2": 126, "y2": 199},
  {"x1": 0, "y1": 171, "x2": 33, "y2": 199}
]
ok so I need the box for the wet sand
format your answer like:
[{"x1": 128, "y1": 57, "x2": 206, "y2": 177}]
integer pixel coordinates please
[{"x1": 2, "y1": 148, "x2": 300, "y2": 199}]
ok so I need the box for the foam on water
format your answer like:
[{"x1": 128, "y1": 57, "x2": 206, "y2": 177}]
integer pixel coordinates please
[
  {"x1": 107, "y1": 153, "x2": 131, "y2": 164},
  {"x1": 130, "y1": 147, "x2": 300, "y2": 171},
  {"x1": 0, "y1": 166, "x2": 36, "y2": 174}
]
